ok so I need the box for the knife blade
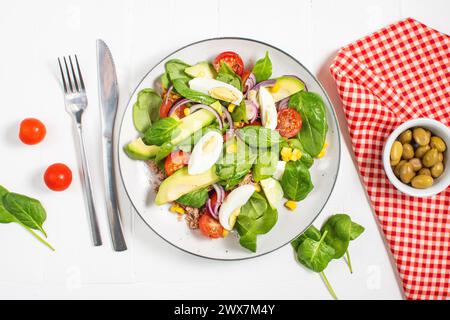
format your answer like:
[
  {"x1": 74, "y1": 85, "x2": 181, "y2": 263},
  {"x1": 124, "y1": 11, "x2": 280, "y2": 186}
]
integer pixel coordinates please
[{"x1": 97, "y1": 39, "x2": 127, "y2": 252}]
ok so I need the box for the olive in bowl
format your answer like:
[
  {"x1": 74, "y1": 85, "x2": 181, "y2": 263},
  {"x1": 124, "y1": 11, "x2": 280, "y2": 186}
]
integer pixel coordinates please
[{"x1": 383, "y1": 118, "x2": 450, "y2": 197}]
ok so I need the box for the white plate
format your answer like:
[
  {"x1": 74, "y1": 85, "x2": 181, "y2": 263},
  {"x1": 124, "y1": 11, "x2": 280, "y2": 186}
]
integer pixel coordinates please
[{"x1": 118, "y1": 38, "x2": 341, "y2": 260}]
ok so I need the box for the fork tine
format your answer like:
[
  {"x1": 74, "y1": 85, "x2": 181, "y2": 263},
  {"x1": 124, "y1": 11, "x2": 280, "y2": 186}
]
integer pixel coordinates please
[
  {"x1": 75, "y1": 55, "x2": 85, "y2": 91},
  {"x1": 58, "y1": 58, "x2": 68, "y2": 94},
  {"x1": 63, "y1": 57, "x2": 74, "y2": 93},
  {"x1": 69, "y1": 56, "x2": 79, "y2": 92}
]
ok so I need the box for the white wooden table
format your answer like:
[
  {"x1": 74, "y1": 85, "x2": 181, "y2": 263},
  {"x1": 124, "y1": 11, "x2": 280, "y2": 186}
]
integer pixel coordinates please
[{"x1": 0, "y1": 0, "x2": 448, "y2": 300}]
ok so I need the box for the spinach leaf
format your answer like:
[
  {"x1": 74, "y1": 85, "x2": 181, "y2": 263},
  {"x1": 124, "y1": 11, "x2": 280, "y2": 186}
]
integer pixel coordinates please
[
  {"x1": 280, "y1": 160, "x2": 313, "y2": 201},
  {"x1": 132, "y1": 88, "x2": 162, "y2": 133},
  {"x1": 237, "y1": 126, "x2": 282, "y2": 149},
  {"x1": 165, "y1": 59, "x2": 191, "y2": 82},
  {"x1": 160, "y1": 72, "x2": 171, "y2": 90},
  {"x1": 252, "y1": 52, "x2": 272, "y2": 83},
  {"x1": 172, "y1": 79, "x2": 216, "y2": 105},
  {"x1": 176, "y1": 188, "x2": 209, "y2": 208},
  {"x1": 143, "y1": 117, "x2": 180, "y2": 146},
  {"x1": 287, "y1": 138, "x2": 314, "y2": 168},
  {"x1": 289, "y1": 92, "x2": 328, "y2": 157},
  {"x1": 236, "y1": 192, "x2": 278, "y2": 252},
  {"x1": 297, "y1": 231, "x2": 335, "y2": 273},
  {"x1": 216, "y1": 138, "x2": 257, "y2": 187},
  {"x1": 350, "y1": 222, "x2": 365, "y2": 240},
  {"x1": 216, "y1": 61, "x2": 242, "y2": 90},
  {"x1": 291, "y1": 225, "x2": 321, "y2": 251},
  {"x1": 231, "y1": 101, "x2": 248, "y2": 123},
  {"x1": 253, "y1": 149, "x2": 278, "y2": 182},
  {"x1": 0, "y1": 186, "x2": 54, "y2": 251}
]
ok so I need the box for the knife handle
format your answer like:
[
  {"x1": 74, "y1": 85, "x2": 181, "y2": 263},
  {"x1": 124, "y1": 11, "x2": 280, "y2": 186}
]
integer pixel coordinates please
[{"x1": 102, "y1": 136, "x2": 127, "y2": 251}]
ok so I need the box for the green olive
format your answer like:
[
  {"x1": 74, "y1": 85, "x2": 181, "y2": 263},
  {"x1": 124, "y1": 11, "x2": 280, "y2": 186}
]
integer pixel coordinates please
[
  {"x1": 394, "y1": 160, "x2": 407, "y2": 178},
  {"x1": 402, "y1": 143, "x2": 414, "y2": 160},
  {"x1": 409, "y1": 158, "x2": 422, "y2": 172},
  {"x1": 438, "y1": 152, "x2": 444, "y2": 162},
  {"x1": 415, "y1": 145, "x2": 430, "y2": 158},
  {"x1": 413, "y1": 128, "x2": 430, "y2": 146},
  {"x1": 431, "y1": 162, "x2": 444, "y2": 178},
  {"x1": 422, "y1": 148, "x2": 439, "y2": 167},
  {"x1": 411, "y1": 175, "x2": 434, "y2": 189},
  {"x1": 398, "y1": 130, "x2": 412, "y2": 144},
  {"x1": 418, "y1": 168, "x2": 431, "y2": 176},
  {"x1": 390, "y1": 141, "x2": 403, "y2": 164},
  {"x1": 430, "y1": 136, "x2": 447, "y2": 152},
  {"x1": 399, "y1": 162, "x2": 415, "y2": 184}
]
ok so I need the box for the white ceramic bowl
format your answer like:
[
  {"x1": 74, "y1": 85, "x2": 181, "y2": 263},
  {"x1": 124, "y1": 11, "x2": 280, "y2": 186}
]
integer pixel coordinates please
[{"x1": 383, "y1": 118, "x2": 450, "y2": 197}]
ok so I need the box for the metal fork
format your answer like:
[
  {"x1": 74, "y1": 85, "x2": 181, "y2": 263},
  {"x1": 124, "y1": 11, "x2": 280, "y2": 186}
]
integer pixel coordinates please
[{"x1": 58, "y1": 55, "x2": 102, "y2": 246}]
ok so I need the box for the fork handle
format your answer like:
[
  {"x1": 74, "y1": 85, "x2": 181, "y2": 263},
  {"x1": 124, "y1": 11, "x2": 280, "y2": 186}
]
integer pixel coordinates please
[{"x1": 75, "y1": 123, "x2": 103, "y2": 246}]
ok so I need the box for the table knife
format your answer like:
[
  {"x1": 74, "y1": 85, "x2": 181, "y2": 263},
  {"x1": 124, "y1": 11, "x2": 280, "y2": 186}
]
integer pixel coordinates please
[{"x1": 96, "y1": 39, "x2": 127, "y2": 252}]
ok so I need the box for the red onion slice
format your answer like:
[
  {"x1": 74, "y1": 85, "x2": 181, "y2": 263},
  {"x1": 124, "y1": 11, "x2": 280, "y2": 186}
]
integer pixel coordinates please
[
  {"x1": 246, "y1": 79, "x2": 277, "y2": 96},
  {"x1": 206, "y1": 198, "x2": 219, "y2": 219},
  {"x1": 245, "y1": 100, "x2": 259, "y2": 122},
  {"x1": 243, "y1": 73, "x2": 256, "y2": 93},
  {"x1": 163, "y1": 85, "x2": 173, "y2": 104},
  {"x1": 168, "y1": 98, "x2": 192, "y2": 117},
  {"x1": 212, "y1": 183, "x2": 225, "y2": 204},
  {"x1": 221, "y1": 105, "x2": 234, "y2": 130},
  {"x1": 190, "y1": 104, "x2": 223, "y2": 130},
  {"x1": 276, "y1": 97, "x2": 290, "y2": 110}
]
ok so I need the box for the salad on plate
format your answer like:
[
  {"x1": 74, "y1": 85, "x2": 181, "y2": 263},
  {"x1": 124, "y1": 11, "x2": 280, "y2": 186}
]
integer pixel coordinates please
[{"x1": 124, "y1": 51, "x2": 328, "y2": 252}]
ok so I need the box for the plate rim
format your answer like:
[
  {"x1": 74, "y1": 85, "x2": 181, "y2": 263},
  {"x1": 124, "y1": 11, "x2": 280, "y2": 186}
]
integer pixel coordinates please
[{"x1": 116, "y1": 36, "x2": 342, "y2": 261}]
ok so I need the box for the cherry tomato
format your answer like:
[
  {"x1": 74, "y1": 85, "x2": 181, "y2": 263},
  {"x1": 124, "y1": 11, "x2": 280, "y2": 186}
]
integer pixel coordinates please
[
  {"x1": 213, "y1": 51, "x2": 244, "y2": 76},
  {"x1": 19, "y1": 118, "x2": 46, "y2": 145},
  {"x1": 198, "y1": 214, "x2": 224, "y2": 239},
  {"x1": 164, "y1": 150, "x2": 190, "y2": 176},
  {"x1": 44, "y1": 163, "x2": 72, "y2": 191},
  {"x1": 276, "y1": 109, "x2": 302, "y2": 138}
]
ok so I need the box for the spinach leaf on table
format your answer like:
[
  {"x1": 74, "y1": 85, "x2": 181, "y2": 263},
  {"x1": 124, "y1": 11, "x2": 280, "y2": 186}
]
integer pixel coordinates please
[
  {"x1": 289, "y1": 91, "x2": 328, "y2": 157},
  {"x1": 132, "y1": 88, "x2": 162, "y2": 133},
  {"x1": 253, "y1": 149, "x2": 278, "y2": 182},
  {"x1": 291, "y1": 225, "x2": 321, "y2": 251},
  {"x1": 280, "y1": 160, "x2": 313, "y2": 201},
  {"x1": 252, "y1": 52, "x2": 272, "y2": 83},
  {"x1": 143, "y1": 117, "x2": 180, "y2": 146},
  {"x1": 216, "y1": 61, "x2": 242, "y2": 90},
  {"x1": 237, "y1": 126, "x2": 282, "y2": 149},
  {"x1": 0, "y1": 186, "x2": 54, "y2": 251},
  {"x1": 236, "y1": 192, "x2": 278, "y2": 252},
  {"x1": 176, "y1": 188, "x2": 209, "y2": 208}
]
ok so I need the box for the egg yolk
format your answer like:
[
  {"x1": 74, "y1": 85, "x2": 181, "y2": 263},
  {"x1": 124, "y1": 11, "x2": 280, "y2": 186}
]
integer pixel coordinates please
[{"x1": 209, "y1": 87, "x2": 238, "y2": 102}]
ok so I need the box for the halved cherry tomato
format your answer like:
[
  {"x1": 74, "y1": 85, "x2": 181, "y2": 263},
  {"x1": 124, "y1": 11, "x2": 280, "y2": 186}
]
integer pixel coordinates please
[
  {"x1": 19, "y1": 118, "x2": 46, "y2": 145},
  {"x1": 44, "y1": 163, "x2": 72, "y2": 191},
  {"x1": 276, "y1": 109, "x2": 302, "y2": 138},
  {"x1": 199, "y1": 214, "x2": 224, "y2": 239},
  {"x1": 164, "y1": 150, "x2": 190, "y2": 176},
  {"x1": 213, "y1": 51, "x2": 244, "y2": 76}
]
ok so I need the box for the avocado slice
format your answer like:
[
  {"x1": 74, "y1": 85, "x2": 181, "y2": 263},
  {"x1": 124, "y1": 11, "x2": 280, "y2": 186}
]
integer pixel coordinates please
[
  {"x1": 260, "y1": 178, "x2": 284, "y2": 209},
  {"x1": 185, "y1": 61, "x2": 217, "y2": 79},
  {"x1": 124, "y1": 138, "x2": 160, "y2": 160},
  {"x1": 155, "y1": 166, "x2": 219, "y2": 205},
  {"x1": 269, "y1": 76, "x2": 305, "y2": 102}
]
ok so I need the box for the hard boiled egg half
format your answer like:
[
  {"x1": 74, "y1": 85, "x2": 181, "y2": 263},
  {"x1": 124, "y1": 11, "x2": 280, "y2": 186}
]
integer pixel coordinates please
[
  {"x1": 189, "y1": 78, "x2": 243, "y2": 105},
  {"x1": 258, "y1": 86, "x2": 278, "y2": 130},
  {"x1": 188, "y1": 131, "x2": 223, "y2": 175},
  {"x1": 219, "y1": 184, "x2": 255, "y2": 230}
]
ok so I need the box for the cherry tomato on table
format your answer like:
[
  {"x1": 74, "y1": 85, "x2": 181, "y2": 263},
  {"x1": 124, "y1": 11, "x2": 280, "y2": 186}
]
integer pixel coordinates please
[
  {"x1": 164, "y1": 150, "x2": 190, "y2": 176},
  {"x1": 276, "y1": 109, "x2": 302, "y2": 138},
  {"x1": 213, "y1": 51, "x2": 244, "y2": 76},
  {"x1": 19, "y1": 118, "x2": 46, "y2": 145},
  {"x1": 44, "y1": 163, "x2": 72, "y2": 191},
  {"x1": 199, "y1": 214, "x2": 224, "y2": 239}
]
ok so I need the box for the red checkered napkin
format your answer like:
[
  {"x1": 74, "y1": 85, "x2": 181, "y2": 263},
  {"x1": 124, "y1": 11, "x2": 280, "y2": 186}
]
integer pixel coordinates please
[{"x1": 330, "y1": 18, "x2": 450, "y2": 300}]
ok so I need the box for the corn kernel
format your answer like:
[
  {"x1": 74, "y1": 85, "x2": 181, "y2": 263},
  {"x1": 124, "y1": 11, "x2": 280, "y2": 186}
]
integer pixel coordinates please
[
  {"x1": 284, "y1": 200, "x2": 297, "y2": 211},
  {"x1": 254, "y1": 183, "x2": 261, "y2": 192},
  {"x1": 222, "y1": 229, "x2": 229, "y2": 237},
  {"x1": 226, "y1": 143, "x2": 237, "y2": 153},
  {"x1": 228, "y1": 104, "x2": 236, "y2": 113},
  {"x1": 183, "y1": 108, "x2": 191, "y2": 116},
  {"x1": 281, "y1": 147, "x2": 293, "y2": 162},
  {"x1": 170, "y1": 204, "x2": 185, "y2": 214},
  {"x1": 317, "y1": 143, "x2": 328, "y2": 159},
  {"x1": 291, "y1": 148, "x2": 302, "y2": 161},
  {"x1": 233, "y1": 121, "x2": 244, "y2": 128}
]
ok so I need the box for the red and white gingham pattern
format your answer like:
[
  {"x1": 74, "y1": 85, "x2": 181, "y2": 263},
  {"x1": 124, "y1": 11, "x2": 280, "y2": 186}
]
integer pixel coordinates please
[{"x1": 330, "y1": 18, "x2": 450, "y2": 300}]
